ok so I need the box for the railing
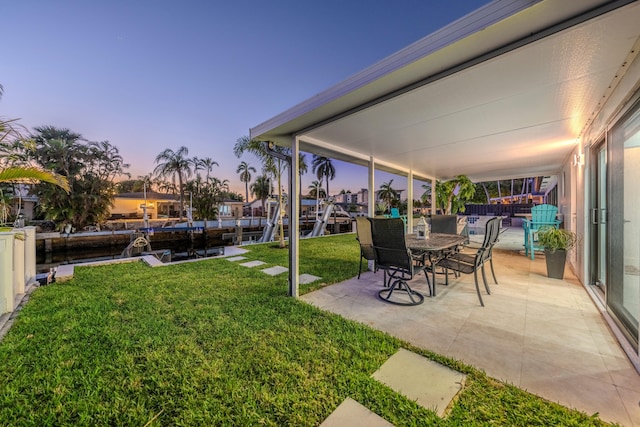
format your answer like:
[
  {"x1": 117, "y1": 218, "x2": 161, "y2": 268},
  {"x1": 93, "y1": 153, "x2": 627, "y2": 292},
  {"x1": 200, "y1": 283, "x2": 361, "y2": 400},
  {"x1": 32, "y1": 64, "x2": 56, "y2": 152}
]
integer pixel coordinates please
[{"x1": 463, "y1": 204, "x2": 534, "y2": 217}]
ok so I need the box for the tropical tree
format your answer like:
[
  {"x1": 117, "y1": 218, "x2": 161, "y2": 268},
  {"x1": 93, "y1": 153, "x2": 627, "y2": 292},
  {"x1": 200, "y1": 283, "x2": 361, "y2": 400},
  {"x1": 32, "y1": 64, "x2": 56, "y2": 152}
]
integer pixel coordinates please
[
  {"x1": 308, "y1": 180, "x2": 325, "y2": 219},
  {"x1": 0, "y1": 167, "x2": 70, "y2": 225},
  {"x1": 24, "y1": 126, "x2": 127, "y2": 230},
  {"x1": 117, "y1": 174, "x2": 159, "y2": 194},
  {"x1": 435, "y1": 175, "x2": 476, "y2": 214},
  {"x1": 234, "y1": 136, "x2": 290, "y2": 247},
  {"x1": 378, "y1": 179, "x2": 400, "y2": 213},
  {"x1": 153, "y1": 146, "x2": 192, "y2": 220},
  {"x1": 251, "y1": 175, "x2": 272, "y2": 215},
  {"x1": 236, "y1": 161, "x2": 256, "y2": 205},
  {"x1": 0, "y1": 94, "x2": 70, "y2": 224},
  {"x1": 298, "y1": 153, "x2": 308, "y2": 202},
  {"x1": 193, "y1": 156, "x2": 219, "y2": 182},
  {"x1": 307, "y1": 180, "x2": 326, "y2": 199},
  {"x1": 311, "y1": 155, "x2": 335, "y2": 199},
  {"x1": 420, "y1": 183, "x2": 432, "y2": 206},
  {"x1": 185, "y1": 175, "x2": 216, "y2": 225}
]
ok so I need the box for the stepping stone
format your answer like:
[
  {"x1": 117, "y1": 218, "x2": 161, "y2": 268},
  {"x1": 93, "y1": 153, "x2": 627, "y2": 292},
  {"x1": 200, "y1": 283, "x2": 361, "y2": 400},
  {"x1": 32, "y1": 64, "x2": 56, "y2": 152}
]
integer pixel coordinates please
[
  {"x1": 221, "y1": 247, "x2": 249, "y2": 257},
  {"x1": 262, "y1": 266, "x2": 288, "y2": 276},
  {"x1": 226, "y1": 256, "x2": 247, "y2": 262},
  {"x1": 320, "y1": 398, "x2": 393, "y2": 427},
  {"x1": 239, "y1": 260, "x2": 266, "y2": 268},
  {"x1": 372, "y1": 348, "x2": 466, "y2": 417},
  {"x1": 299, "y1": 273, "x2": 321, "y2": 284}
]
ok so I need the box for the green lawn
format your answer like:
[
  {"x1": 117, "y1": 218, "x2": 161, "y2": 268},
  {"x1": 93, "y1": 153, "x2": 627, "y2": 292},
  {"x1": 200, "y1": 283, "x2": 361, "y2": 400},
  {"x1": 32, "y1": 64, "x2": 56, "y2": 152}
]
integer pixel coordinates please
[{"x1": 0, "y1": 234, "x2": 609, "y2": 426}]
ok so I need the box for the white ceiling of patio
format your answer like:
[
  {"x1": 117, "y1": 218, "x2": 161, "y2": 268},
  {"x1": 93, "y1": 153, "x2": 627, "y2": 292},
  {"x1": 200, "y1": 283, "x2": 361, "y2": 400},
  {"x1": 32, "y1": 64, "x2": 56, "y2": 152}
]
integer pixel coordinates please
[{"x1": 250, "y1": 0, "x2": 640, "y2": 182}]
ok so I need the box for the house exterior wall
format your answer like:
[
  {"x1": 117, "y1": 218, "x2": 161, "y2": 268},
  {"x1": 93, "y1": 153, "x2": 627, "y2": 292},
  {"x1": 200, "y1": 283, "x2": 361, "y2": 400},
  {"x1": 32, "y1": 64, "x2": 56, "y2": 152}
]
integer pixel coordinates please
[
  {"x1": 575, "y1": 48, "x2": 640, "y2": 362},
  {"x1": 579, "y1": 48, "x2": 640, "y2": 285},
  {"x1": 111, "y1": 198, "x2": 144, "y2": 219}
]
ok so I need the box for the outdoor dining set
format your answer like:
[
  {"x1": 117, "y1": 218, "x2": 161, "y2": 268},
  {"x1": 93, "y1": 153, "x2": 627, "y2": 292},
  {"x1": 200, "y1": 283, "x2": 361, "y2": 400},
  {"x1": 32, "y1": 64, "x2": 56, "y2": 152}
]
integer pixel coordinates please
[{"x1": 356, "y1": 215, "x2": 502, "y2": 306}]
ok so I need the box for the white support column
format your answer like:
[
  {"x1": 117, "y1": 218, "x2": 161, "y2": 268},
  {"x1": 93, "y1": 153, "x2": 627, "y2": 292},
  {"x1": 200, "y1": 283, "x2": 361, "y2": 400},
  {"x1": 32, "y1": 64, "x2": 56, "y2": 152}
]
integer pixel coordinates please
[
  {"x1": 407, "y1": 171, "x2": 414, "y2": 232},
  {"x1": 0, "y1": 232, "x2": 15, "y2": 314},
  {"x1": 431, "y1": 178, "x2": 437, "y2": 215},
  {"x1": 368, "y1": 156, "x2": 375, "y2": 217},
  {"x1": 288, "y1": 136, "x2": 300, "y2": 298}
]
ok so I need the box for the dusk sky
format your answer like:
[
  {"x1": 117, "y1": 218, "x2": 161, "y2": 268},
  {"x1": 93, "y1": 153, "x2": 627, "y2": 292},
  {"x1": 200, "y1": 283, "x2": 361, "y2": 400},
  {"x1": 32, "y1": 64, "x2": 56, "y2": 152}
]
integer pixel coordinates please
[{"x1": 1, "y1": 1, "x2": 490, "y2": 198}]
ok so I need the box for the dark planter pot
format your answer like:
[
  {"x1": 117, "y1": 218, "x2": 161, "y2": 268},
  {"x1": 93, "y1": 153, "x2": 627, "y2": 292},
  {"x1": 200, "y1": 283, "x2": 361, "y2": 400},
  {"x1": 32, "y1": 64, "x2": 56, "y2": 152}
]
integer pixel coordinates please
[{"x1": 544, "y1": 249, "x2": 567, "y2": 279}]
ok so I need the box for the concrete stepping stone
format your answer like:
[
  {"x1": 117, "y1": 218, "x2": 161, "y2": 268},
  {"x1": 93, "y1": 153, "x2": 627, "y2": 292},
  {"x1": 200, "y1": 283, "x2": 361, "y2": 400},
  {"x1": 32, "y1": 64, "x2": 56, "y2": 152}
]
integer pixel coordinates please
[
  {"x1": 262, "y1": 266, "x2": 288, "y2": 276},
  {"x1": 221, "y1": 247, "x2": 249, "y2": 257},
  {"x1": 320, "y1": 398, "x2": 393, "y2": 427},
  {"x1": 226, "y1": 256, "x2": 247, "y2": 262},
  {"x1": 239, "y1": 260, "x2": 266, "y2": 268},
  {"x1": 372, "y1": 348, "x2": 466, "y2": 417},
  {"x1": 299, "y1": 273, "x2": 321, "y2": 284}
]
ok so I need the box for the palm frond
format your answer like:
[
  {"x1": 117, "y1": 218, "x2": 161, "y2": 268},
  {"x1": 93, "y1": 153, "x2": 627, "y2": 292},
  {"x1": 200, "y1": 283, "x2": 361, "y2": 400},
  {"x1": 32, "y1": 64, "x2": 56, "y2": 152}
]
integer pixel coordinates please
[{"x1": 0, "y1": 167, "x2": 70, "y2": 192}]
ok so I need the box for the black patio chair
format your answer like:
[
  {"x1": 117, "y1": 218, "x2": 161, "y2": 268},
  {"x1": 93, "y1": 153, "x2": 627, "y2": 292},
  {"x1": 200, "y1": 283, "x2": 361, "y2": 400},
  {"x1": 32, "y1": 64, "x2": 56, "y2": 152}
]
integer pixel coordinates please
[
  {"x1": 449, "y1": 216, "x2": 502, "y2": 285},
  {"x1": 369, "y1": 218, "x2": 429, "y2": 305},
  {"x1": 429, "y1": 214, "x2": 464, "y2": 277},
  {"x1": 355, "y1": 216, "x2": 377, "y2": 279},
  {"x1": 430, "y1": 215, "x2": 458, "y2": 235},
  {"x1": 436, "y1": 216, "x2": 501, "y2": 306}
]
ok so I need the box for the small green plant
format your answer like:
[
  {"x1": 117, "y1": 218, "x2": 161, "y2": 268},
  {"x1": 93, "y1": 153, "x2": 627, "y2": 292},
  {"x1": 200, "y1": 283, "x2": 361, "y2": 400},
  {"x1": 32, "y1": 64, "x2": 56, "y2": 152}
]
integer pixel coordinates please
[{"x1": 537, "y1": 227, "x2": 577, "y2": 253}]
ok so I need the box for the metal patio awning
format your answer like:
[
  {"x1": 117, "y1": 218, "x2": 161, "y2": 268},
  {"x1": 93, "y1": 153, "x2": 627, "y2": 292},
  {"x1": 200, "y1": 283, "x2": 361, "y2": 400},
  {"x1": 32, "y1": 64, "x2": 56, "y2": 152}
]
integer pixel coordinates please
[{"x1": 251, "y1": 0, "x2": 640, "y2": 182}]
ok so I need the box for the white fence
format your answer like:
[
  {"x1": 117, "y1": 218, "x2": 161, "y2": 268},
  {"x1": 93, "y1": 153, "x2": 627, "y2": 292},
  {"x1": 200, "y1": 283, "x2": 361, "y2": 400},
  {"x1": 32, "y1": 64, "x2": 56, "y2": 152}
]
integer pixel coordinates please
[{"x1": 0, "y1": 227, "x2": 36, "y2": 315}]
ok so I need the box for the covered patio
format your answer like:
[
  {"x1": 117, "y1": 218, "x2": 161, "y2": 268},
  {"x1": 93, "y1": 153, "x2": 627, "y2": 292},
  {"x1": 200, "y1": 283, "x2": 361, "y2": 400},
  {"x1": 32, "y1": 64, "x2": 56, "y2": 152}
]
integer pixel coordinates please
[
  {"x1": 301, "y1": 241, "x2": 640, "y2": 425},
  {"x1": 249, "y1": 0, "x2": 640, "y2": 425}
]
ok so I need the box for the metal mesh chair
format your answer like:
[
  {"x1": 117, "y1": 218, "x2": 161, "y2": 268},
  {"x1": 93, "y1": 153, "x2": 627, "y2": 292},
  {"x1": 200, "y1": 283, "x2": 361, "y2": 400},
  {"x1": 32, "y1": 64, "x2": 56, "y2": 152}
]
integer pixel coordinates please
[
  {"x1": 355, "y1": 217, "x2": 377, "y2": 279},
  {"x1": 436, "y1": 216, "x2": 501, "y2": 306},
  {"x1": 448, "y1": 216, "x2": 502, "y2": 286},
  {"x1": 369, "y1": 218, "x2": 428, "y2": 305},
  {"x1": 430, "y1": 215, "x2": 458, "y2": 235}
]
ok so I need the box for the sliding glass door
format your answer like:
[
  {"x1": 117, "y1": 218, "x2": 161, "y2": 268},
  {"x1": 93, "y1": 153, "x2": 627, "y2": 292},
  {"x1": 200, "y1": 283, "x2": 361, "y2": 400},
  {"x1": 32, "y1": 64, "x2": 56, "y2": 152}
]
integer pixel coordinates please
[
  {"x1": 609, "y1": 102, "x2": 640, "y2": 349},
  {"x1": 590, "y1": 141, "x2": 607, "y2": 299}
]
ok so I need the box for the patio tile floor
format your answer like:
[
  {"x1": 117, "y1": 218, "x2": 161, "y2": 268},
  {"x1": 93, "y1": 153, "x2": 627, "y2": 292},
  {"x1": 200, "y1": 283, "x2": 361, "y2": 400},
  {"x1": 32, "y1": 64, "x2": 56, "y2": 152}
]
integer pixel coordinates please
[{"x1": 301, "y1": 228, "x2": 640, "y2": 426}]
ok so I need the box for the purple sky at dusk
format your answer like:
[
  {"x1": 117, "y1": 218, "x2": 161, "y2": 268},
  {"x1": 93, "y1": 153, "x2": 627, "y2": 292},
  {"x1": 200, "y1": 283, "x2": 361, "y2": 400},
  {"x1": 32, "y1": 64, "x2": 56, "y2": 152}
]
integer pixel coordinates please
[{"x1": 1, "y1": 1, "x2": 489, "y2": 199}]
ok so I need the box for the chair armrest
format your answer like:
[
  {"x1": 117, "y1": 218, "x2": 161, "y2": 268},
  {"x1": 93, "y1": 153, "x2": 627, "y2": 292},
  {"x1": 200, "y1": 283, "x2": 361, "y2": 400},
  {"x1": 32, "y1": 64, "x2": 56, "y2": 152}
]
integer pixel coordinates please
[{"x1": 462, "y1": 242, "x2": 482, "y2": 249}]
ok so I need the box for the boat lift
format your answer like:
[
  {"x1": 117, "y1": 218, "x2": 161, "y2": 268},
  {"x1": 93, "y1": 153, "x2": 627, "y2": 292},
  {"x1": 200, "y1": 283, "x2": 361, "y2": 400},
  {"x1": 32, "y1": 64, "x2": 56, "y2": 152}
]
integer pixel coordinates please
[
  {"x1": 257, "y1": 199, "x2": 281, "y2": 243},
  {"x1": 304, "y1": 202, "x2": 335, "y2": 238}
]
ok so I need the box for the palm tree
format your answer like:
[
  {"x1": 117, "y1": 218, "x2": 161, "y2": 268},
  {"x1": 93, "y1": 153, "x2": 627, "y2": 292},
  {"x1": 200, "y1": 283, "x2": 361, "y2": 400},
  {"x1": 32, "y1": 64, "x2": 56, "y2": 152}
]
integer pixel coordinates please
[
  {"x1": 378, "y1": 180, "x2": 400, "y2": 213},
  {"x1": 138, "y1": 174, "x2": 158, "y2": 193},
  {"x1": 311, "y1": 155, "x2": 335, "y2": 199},
  {"x1": 1, "y1": 88, "x2": 70, "y2": 218},
  {"x1": 250, "y1": 175, "x2": 272, "y2": 216},
  {"x1": 308, "y1": 180, "x2": 325, "y2": 219},
  {"x1": 420, "y1": 183, "x2": 432, "y2": 208},
  {"x1": 193, "y1": 157, "x2": 218, "y2": 182},
  {"x1": 236, "y1": 161, "x2": 256, "y2": 205},
  {"x1": 153, "y1": 146, "x2": 193, "y2": 220},
  {"x1": 234, "y1": 136, "x2": 290, "y2": 247},
  {"x1": 298, "y1": 154, "x2": 308, "y2": 202},
  {"x1": 307, "y1": 180, "x2": 326, "y2": 199}
]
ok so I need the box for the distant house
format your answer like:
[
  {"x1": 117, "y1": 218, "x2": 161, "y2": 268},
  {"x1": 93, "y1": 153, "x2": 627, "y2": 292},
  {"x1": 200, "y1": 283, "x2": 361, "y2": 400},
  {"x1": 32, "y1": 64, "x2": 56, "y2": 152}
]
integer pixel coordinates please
[
  {"x1": 111, "y1": 192, "x2": 181, "y2": 219},
  {"x1": 5, "y1": 184, "x2": 38, "y2": 221},
  {"x1": 112, "y1": 193, "x2": 245, "y2": 220},
  {"x1": 217, "y1": 199, "x2": 244, "y2": 219}
]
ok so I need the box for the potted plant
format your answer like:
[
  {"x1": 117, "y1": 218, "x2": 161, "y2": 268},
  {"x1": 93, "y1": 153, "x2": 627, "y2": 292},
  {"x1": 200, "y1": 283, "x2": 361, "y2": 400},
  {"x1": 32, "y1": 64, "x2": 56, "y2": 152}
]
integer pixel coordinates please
[{"x1": 537, "y1": 226, "x2": 578, "y2": 279}]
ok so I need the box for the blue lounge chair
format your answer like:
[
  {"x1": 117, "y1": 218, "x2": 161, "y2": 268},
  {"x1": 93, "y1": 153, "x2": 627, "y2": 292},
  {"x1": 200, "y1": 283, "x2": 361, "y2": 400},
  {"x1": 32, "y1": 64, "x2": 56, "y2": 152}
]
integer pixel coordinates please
[
  {"x1": 522, "y1": 204, "x2": 561, "y2": 260},
  {"x1": 385, "y1": 208, "x2": 408, "y2": 227}
]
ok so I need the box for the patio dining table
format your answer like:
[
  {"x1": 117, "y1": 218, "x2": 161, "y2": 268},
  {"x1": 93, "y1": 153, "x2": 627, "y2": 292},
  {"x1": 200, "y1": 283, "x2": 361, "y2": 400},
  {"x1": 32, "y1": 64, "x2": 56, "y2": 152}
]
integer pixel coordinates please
[{"x1": 406, "y1": 233, "x2": 467, "y2": 297}]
